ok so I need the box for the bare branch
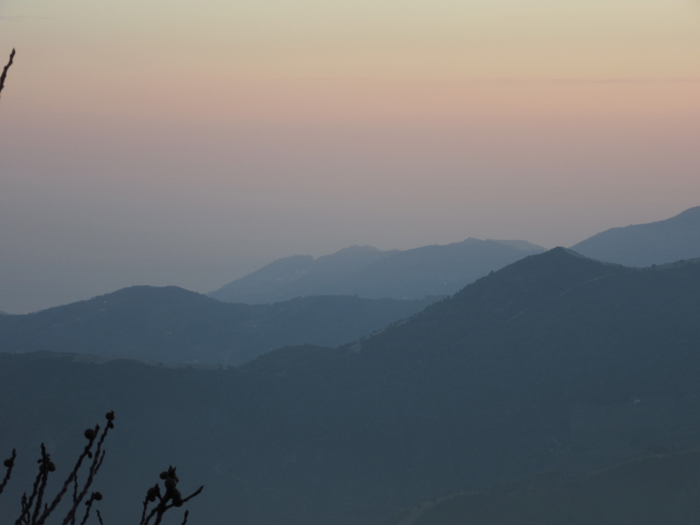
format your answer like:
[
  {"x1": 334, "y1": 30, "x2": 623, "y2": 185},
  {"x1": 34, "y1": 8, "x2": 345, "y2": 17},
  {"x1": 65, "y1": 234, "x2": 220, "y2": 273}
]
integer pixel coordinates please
[
  {"x1": 1, "y1": 411, "x2": 202, "y2": 524},
  {"x1": 58, "y1": 421, "x2": 113, "y2": 525},
  {"x1": 34, "y1": 425, "x2": 101, "y2": 525},
  {"x1": 0, "y1": 450, "x2": 17, "y2": 496},
  {"x1": 15, "y1": 444, "x2": 49, "y2": 525},
  {"x1": 78, "y1": 492, "x2": 103, "y2": 525},
  {"x1": 140, "y1": 467, "x2": 203, "y2": 525},
  {"x1": 0, "y1": 48, "x2": 15, "y2": 99},
  {"x1": 30, "y1": 444, "x2": 54, "y2": 524}
]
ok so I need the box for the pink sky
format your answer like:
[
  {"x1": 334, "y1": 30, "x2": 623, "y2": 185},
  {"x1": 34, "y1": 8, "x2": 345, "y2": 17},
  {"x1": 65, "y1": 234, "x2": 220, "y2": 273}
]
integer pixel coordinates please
[{"x1": 0, "y1": 0, "x2": 699, "y2": 312}]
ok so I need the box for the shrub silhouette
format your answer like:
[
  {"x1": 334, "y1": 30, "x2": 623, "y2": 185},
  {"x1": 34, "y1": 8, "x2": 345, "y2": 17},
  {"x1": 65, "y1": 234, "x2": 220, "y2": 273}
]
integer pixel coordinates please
[
  {"x1": 0, "y1": 49, "x2": 202, "y2": 524},
  {"x1": 0, "y1": 411, "x2": 203, "y2": 524}
]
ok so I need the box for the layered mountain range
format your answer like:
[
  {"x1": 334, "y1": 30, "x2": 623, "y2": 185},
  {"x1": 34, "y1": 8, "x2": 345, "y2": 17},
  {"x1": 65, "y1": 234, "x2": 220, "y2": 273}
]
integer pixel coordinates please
[
  {"x1": 209, "y1": 238, "x2": 544, "y2": 303},
  {"x1": 210, "y1": 206, "x2": 700, "y2": 306},
  {"x1": 3, "y1": 249, "x2": 700, "y2": 524},
  {"x1": 0, "y1": 287, "x2": 438, "y2": 366}
]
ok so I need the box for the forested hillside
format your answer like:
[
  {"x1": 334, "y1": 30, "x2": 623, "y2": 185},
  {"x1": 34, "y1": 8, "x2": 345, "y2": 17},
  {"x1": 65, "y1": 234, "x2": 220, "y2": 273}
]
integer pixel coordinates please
[
  {"x1": 3, "y1": 249, "x2": 700, "y2": 524},
  {"x1": 0, "y1": 286, "x2": 438, "y2": 366},
  {"x1": 383, "y1": 448, "x2": 700, "y2": 525}
]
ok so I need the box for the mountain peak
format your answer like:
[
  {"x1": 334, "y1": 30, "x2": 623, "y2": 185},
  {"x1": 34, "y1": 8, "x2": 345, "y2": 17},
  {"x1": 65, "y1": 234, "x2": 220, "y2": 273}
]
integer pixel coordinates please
[
  {"x1": 452, "y1": 246, "x2": 622, "y2": 303},
  {"x1": 667, "y1": 205, "x2": 700, "y2": 225}
]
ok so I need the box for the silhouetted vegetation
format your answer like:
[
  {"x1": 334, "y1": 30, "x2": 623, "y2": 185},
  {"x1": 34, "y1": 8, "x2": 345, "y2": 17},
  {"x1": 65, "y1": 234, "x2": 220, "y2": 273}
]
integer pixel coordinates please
[
  {"x1": 0, "y1": 48, "x2": 15, "y2": 99},
  {"x1": 0, "y1": 411, "x2": 201, "y2": 524}
]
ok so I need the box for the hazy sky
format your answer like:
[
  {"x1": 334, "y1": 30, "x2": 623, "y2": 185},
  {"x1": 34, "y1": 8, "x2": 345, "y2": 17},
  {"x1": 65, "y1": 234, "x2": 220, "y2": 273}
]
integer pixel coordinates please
[{"x1": 0, "y1": 0, "x2": 699, "y2": 313}]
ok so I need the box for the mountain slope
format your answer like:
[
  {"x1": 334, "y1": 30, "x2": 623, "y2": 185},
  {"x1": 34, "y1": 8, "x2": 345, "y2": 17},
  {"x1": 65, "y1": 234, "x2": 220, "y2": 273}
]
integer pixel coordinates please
[
  {"x1": 3, "y1": 250, "x2": 700, "y2": 524},
  {"x1": 571, "y1": 205, "x2": 700, "y2": 266},
  {"x1": 0, "y1": 286, "x2": 438, "y2": 366},
  {"x1": 383, "y1": 448, "x2": 700, "y2": 525},
  {"x1": 239, "y1": 249, "x2": 700, "y2": 520},
  {"x1": 209, "y1": 238, "x2": 544, "y2": 303}
]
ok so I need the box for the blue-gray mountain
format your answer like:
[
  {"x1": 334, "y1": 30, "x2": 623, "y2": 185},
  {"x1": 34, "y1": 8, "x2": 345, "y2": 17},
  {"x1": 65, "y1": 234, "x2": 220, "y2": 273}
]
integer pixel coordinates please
[
  {"x1": 209, "y1": 238, "x2": 544, "y2": 303},
  {"x1": 571, "y1": 205, "x2": 700, "y2": 267},
  {"x1": 0, "y1": 286, "x2": 439, "y2": 366},
  {"x1": 3, "y1": 249, "x2": 700, "y2": 524}
]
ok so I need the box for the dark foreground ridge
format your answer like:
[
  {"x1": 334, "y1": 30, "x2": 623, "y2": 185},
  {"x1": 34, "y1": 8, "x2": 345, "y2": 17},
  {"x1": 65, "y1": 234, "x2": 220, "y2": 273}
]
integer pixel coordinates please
[
  {"x1": 3, "y1": 248, "x2": 700, "y2": 523},
  {"x1": 383, "y1": 447, "x2": 700, "y2": 525}
]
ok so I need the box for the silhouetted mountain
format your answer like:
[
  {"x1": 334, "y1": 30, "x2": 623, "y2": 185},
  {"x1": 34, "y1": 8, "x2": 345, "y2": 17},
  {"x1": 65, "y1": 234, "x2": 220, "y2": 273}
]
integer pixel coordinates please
[
  {"x1": 209, "y1": 238, "x2": 544, "y2": 303},
  {"x1": 0, "y1": 310, "x2": 7, "y2": 315},
  {"x1": 0, "y1": 286, "x2": 438, "y2": 366},
  {"x1": 383, "y1": 448, "x2": 700, "y2": 525},
  {"x1": 3, "y1": 249, "x2": 700, "y2": 524},
  {"x1": 571, "y1": 206, "x2": 700, "y2": 266}
]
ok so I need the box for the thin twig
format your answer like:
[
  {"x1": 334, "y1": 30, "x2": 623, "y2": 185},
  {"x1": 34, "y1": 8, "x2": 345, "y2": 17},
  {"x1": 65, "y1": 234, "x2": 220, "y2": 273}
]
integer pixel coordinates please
[
  {"x1": 30, "y1": 445, "x2": 53, "y2": 524},
  {"x1": 1, "y1": 412, "x2": 202, "y2": 525},
  {"x1": 139, "y1": 487, "x2": 156, "y2": 525},
  {"x1": 59, "y1": 423, "x2": 112, "y2": 525},
  {"x1": 0, "y1": 48, "x2": 15, "y2": 98},
  {"x1": 18, "y1": 494, "x2": 29, "y2": 525},
  {"x1": 15, "y1": 445, "x2": 47, "y2": 525},
  {"x1": 34, "y1": 424, "x2": 100, "y2": 525},
  {"x1": 73, "y1": 474, "x2": 79, "y2": 506},
  {"x1": 78, "y1": 502, "x2": 93, "y2": 525},
  {"x1": 0, "y1": 449, "x2": 17, "y2": 496},
  {"x1": 142, "y1": 486, "x2": 203, "y2": 525},
  {"x1": 78, "y1": 492, "x2": 102, "y2": 525}
]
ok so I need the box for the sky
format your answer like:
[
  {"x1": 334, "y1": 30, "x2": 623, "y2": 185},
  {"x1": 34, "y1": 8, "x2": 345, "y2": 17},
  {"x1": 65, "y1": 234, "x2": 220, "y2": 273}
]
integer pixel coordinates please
[{"x1": 0, "y1": 0, "x2": 699, "y2": 313}]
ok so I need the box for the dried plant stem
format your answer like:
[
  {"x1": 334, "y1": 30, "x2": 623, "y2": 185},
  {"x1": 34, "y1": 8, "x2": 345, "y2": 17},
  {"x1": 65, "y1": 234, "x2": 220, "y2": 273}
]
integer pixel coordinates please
[
  {"x1": 78, "y1": 492, "x2": 102, "y2": 525},
  {"x1": 0, "y1": 449, "x2": 17, "y2": 496},
  {"x1": 33, "y1": 424, "x2": 102, "y2": 525},
  {"x1": 30, "y1": 445, "x2": 52, "y2": 524},
  {"x1": 58, "y1": 423, "x2": 112, "y2": 525},
  {"x1": 15, "y1": 446, "x2": 48, "y2": 525},
  {"x1": 141, "y1": 485, "x2": 204, "y2": 525},
  {"x1": 0, "y1": 48, "x2": 15, "y2": 98},
  {"x1": 1, "y1": 411, "x2": 202, "y2": 525}
]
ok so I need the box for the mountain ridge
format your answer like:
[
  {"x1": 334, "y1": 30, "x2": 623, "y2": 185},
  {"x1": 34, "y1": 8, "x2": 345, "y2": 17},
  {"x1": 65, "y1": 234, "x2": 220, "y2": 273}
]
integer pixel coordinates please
[
  {"x1": 0, "y1": 286, "x2": 439, "y2": 366},
  {"x1": 4, "y1": 249, "x2": 700, "y2": 523},
  {"x1": 571, "y1": 205, "x2": 700, "y2": 267},
  {"x1": 210, "y1": 238, "x2": 544, "y2": 303}
]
